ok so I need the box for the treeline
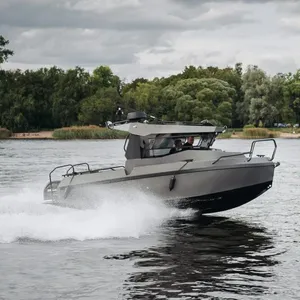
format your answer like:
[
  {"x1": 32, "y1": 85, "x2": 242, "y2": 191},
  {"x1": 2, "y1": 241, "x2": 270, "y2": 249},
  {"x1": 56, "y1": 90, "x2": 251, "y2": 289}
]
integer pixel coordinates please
[{"x1": 0, "y1": 35, "x2": 299, "y2": 132}]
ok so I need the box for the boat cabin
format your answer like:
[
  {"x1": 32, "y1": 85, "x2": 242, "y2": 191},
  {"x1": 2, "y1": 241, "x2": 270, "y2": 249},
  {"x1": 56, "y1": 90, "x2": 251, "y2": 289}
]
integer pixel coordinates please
[
  {"x1": 108, "y1": 114, "x2": 226, "y2": 160},
  {"x1": 124, "y1": 131, "x2": 222, "y2": 160}
]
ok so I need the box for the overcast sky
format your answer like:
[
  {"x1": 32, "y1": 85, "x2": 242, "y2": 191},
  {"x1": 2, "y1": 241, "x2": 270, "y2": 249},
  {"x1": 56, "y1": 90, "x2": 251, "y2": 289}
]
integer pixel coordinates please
[{"x1": 1, "y1": 0, "x2": 299, "y2": 80}]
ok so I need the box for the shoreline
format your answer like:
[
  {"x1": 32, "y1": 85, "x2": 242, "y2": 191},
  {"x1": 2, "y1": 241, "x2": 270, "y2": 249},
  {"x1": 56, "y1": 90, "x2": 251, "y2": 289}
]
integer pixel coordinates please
[
  {"x1": 229, "y1": 132, "x2": 300, "y2": 139},
  {"x1": 3, "y1": 130, "x2": 300, "y2": 140},
  {"x1": 9, "y1": 131, "x2": 54, "y2": 140}
]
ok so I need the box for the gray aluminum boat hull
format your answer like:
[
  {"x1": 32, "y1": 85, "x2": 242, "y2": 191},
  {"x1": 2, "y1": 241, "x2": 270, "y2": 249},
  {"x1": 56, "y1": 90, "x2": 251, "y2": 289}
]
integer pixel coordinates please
[
  {"x1": 43, "y1": 115, "x2": 280, "y2": 214},
  {"x1": 44, "y1": 155, "x2": 277, "y2": 214}
]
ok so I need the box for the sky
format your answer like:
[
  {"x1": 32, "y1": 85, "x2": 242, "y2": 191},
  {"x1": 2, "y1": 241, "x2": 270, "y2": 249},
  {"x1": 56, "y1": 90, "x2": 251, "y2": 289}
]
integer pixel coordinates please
[{"x1": 1, "y1": 0, "x2": 300, "y2": 80}]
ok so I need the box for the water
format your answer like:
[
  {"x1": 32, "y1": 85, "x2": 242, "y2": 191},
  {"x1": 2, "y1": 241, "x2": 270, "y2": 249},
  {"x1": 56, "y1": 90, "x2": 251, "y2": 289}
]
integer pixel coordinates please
[{"x1": 0, "y1": 138, "x2": 299, "y2": 299}]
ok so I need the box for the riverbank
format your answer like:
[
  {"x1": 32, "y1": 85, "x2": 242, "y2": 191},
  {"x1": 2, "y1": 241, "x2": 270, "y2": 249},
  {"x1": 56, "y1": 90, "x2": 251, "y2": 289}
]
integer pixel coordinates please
[
  {"x1": 9, "y1": 131, "x2": 53, "y2": 140},
  {"x1": 220, "y1": 129, "x2": 300, "y2": 139},
  {"x1": 8, "y1": 128, "x2": 128, "y2": 140},
  {"x1": 219, "y1": 133, "x2": 300, "y2": 139},
  {"x1": 5, "y1": 129, "x2": 300, "y2": 140}
]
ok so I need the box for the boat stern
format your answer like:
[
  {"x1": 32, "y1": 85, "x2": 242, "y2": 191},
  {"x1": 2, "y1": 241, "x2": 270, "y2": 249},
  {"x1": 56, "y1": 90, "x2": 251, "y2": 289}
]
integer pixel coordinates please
[{"x1": 43, "y1": 180, "x2": 61, "y2": 201}]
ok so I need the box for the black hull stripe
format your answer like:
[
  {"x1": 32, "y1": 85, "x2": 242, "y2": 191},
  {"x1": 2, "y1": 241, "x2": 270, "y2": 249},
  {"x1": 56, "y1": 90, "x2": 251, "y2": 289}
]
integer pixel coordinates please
[{"x1": 175, "y1": 181, "x2": 273, "y2": 214}]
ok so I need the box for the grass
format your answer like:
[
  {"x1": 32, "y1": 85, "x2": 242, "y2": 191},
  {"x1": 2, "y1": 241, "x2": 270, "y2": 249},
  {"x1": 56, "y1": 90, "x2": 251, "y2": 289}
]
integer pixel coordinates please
[
  {"x1": 243, "y1": 124, "x2": 256, "y2": 129},
  {"x1": 268, "y1": 127, "x2": 300, "y2": 134},
  {"x1": 0, "y1": 128, "x2": 12, "y2": 139},
  {"x1": 217, "y1": 132, "x2": 232, "y2": 139},
  {"x1": 52, "y1": 125, "x2": 128, "y2": 140},
  {"x1": 242, "y1": 128, "x2": 280, "y2": 139}
]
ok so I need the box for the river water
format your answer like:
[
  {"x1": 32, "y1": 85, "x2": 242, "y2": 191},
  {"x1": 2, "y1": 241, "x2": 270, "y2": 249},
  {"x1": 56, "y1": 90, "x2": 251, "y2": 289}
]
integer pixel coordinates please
[{"x1": 0, "y1": 138, "x2": 299, "y2": 300}]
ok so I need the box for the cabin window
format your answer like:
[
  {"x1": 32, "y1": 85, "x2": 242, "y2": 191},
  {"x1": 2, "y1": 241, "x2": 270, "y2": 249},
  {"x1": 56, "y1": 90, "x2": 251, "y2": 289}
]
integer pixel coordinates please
[
  {"x1": 142, "y1": 133, "x2": 217, "y2": 158},
  {"x1": 124, "y1": 134, "x2": 146, "y2": 159},
  {"x1": 124, "y1": 132, "x2": 217, "y2": 159}
]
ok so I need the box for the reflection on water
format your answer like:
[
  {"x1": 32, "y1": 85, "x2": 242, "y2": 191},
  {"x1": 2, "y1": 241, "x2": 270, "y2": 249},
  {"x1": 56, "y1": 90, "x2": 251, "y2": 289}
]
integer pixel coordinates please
[{"x1": 106, "y1": 216, "x2": 279, "y2": 299}]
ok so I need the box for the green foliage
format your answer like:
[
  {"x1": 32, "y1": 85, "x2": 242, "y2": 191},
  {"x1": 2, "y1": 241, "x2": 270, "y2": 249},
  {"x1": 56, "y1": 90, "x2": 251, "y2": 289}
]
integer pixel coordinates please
[
  {"x1": 217, "y1": 131, "x2": 232, "y2": 139},
  {"x1": 249, "y1": 97, "x2": 277, "y2": 127},
  {"x1": 0, "y1": 35, "x2": 13, "y2": 64},
  {"x1": 78, "y1": 87, "x2": 121, "y2": 126},
  {"x1": 237, "y1": 66, "x2": 273, "y2": 126},
  {"x1": 243, "y1": 124, "x2": 256, "y2": 129},
  {"x1": 283, "y1": 70, "x2": 300, "y2": 123},
  {"x1": 123, "y1": 81, "x2": 162, "y2": 117},
  {"x1": 242, "y1": 128, "x2": 280, "y2": 139},
  {"x1": 172, "y1": 78, "x2": 235, "y2": 126},
  {"x1": 52, "y1": 126, "x2": 128, "y2": 140},
  {"x1": 51, "y1": 67, "x2": 92, "y2": 127},
  {"x1": 0, "y1": 37, "x2": 299, "y2": 133},
  {"x1": 92, "y1": 65, "x2": 122, "y2": 95},
  {"x1": 0, "y1": 128, "x2": 12, "y2": 139},
  {"x1": 121, "y1": 77, "x2": 148, "y2": 94}
]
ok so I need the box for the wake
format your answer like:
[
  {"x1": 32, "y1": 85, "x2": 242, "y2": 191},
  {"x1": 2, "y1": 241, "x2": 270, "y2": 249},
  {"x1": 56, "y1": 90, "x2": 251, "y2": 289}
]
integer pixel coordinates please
[{"x1": 0, "y1": 184, "x2": 195, "y2": 243}]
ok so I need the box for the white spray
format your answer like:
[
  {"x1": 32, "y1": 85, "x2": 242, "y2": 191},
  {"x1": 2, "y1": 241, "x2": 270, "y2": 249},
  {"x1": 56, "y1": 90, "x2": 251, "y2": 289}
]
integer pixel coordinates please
[{"x1": 0, "y1": 184, "x2": 195, "y2": 244}]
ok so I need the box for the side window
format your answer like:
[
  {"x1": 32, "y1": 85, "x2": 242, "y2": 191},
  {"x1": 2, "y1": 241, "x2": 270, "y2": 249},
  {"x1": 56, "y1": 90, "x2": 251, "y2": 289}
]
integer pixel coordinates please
[
  {"x1": 147, "y1": 136, "x2": 174, "y2": 157},
  {"x1": 198, "y1": 133, "x2": 214, "y2": 149}
]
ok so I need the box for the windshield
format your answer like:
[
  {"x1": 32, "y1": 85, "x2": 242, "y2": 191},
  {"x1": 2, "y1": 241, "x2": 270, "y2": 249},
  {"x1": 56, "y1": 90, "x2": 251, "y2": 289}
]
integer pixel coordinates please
[{"x1": 145, "y1": 133, "x2": 216, "y2": 157}]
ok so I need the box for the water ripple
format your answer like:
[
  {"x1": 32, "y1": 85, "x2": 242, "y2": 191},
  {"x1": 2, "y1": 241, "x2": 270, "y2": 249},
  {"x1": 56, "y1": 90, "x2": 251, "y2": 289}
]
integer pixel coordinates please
[{"x1": 0, "y1": 139, "x2": 299, "y2": 300}]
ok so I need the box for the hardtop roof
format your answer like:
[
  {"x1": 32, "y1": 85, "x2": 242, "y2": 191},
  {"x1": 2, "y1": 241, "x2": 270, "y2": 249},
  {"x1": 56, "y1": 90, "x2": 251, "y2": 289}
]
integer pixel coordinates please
[{"x1": 111, "y1": 122, "x2": 225, "y2": 137}]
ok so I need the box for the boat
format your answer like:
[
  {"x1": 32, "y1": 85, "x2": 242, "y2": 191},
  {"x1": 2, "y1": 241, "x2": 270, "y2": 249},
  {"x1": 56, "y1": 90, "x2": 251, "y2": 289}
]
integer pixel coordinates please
[{"x1": 43, "y1": 111, "x2": 280, "y2": 214}]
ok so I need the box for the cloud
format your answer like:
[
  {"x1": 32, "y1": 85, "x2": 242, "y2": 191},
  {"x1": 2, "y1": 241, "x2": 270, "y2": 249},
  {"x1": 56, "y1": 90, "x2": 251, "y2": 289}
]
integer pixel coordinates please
[
  {"x1": 1, "y1": 0, "x2": 300, "y2": 79},
  {"x1": 259, "y1": 56, "x2": 298, "y2": 75},
  {"x1": 0, "y1": 0, "x2": 252, "y2": 31},
  {"x1": 277, "y1": 2, "x2": 300, "y2": 34},
  {"x1": 277, "y1": 1, "x2": 300, "y2": 14},
  {"x1": 280, "y1": 17, "x2": 300, "y2": 34},
  {"x1": 171, "y1": 0, "x2": 275, "y2": 8},
  {"x1": 3, "y1": 28, "x2": 158, "y2": 66}
]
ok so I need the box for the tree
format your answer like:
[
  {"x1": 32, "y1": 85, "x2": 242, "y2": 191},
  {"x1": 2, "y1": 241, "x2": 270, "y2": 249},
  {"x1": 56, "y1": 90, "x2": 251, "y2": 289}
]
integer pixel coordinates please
[
  {"x1": 1, "y1": 36, "x2": 299, "y2": 132},
  {"x1": 173, "y1": 78, "x2": 235, "y2": 125},
  {"x1": 231, "y1": 63, "x2": 244, "y2": 127},
  {"x1": 52, "y1": 67, "x2": 91, "y2": 127},
  {"x1": 283, "y1": 70, "x2": 300, "y2": 124},
  {"x1": 268, "y1": 73, "x2": 286, "y2": 123},
  {"x1": 160, "y1": 86, "x2": 184, "y2": 121},
  {"x1": 78, "y1": 87, "x2": 121, "y2": 125},
  {"x1": 249, "y1": 98, "x2": 278, "y2": 127},
  {"x1": 91, "y1": 65, "x2": 122, "y2": 95},
  {"x1": 123, "y1": 82, "x2": 161, "y2": 117},
  {"x1": 0, "y1": 35, "x2": 14, "y2": 64},
  {"x1": 237, "y1": 66, "x2": 278, "y2": 126},
  {"x1": 122, "y1": 77, "x2": 148, "y2": 94},
  {"x1": 175, "y1": 94, "x2": 194, "y2": 121}
]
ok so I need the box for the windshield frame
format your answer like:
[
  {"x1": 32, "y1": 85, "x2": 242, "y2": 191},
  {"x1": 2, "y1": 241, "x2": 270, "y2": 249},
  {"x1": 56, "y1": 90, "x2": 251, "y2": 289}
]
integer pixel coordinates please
[{"x1": 143, "y1": 133, "x2": 217, "y2": 158}]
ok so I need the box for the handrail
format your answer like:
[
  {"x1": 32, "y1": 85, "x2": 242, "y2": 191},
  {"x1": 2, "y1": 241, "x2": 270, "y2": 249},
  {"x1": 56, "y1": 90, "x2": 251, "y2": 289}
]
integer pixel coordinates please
[
  {"x1": 212, "y1": 138, "x2": 277, "y2": 165},
  {"x1": 212, "y1": 152, "x2": 251, "y2": 165},
  {"x1": 66, "y1": 162, "x2": 91, "y2": 175},
  {"x1": 47, "y1": 163, "x2": 125, "y2": 200},
  {"x1": 123, "y1": 134, "x2": 129, "y2": 152},
  {"x1": 63, "y1": 165, "x2": 125, "y2": 176},
  {"x1": 89, "y1": 165, "x2": 125, "y2": 173},
  {"x1": 48, "y1": 164, "x2": 74, "y2": 200},
  {"x1": 247, "y1": 138, "x2": 277, "y2": 162}
]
